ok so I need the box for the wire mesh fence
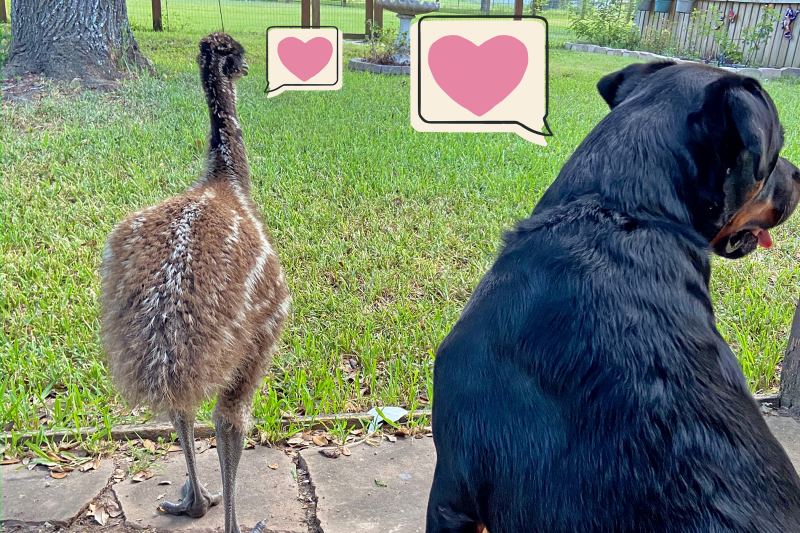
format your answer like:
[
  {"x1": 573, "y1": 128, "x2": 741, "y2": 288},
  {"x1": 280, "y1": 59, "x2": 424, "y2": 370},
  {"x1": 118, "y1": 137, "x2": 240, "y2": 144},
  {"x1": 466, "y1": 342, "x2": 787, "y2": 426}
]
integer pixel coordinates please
[{"x1": 126, "y1": 0, "x2": 574, "y2": 44}]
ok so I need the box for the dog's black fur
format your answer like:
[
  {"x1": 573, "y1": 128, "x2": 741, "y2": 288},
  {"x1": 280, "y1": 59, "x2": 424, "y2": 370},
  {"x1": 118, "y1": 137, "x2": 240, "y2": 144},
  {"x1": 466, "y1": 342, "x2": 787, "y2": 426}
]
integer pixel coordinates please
[{"x1": 427, "y1": 61, "x2": 800, "y2": 533}]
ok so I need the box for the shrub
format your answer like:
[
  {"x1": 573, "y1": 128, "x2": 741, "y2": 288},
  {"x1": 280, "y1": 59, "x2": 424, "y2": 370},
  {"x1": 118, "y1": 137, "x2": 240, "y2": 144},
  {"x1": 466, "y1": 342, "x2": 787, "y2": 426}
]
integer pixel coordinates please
[{"x1": 569, "y1": 0, "x2": 641, "y2": 50}]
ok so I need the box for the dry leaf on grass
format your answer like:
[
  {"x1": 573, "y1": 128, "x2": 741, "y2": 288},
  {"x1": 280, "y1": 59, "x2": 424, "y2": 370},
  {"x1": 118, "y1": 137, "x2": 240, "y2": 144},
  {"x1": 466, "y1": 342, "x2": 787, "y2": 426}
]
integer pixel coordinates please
[
  {"x1": 312, "y1": 435, "x2": 328, "y2": 446},
  {"x1": 341, "y1": 447, "x2": 351, "y2": 456},
  {"x1": 386, "y1": 435, "x2": 397, "y2": 443},
  {"x1": 167, "y1": 444, "x2": 182, "y2": 452},
  {"x1": 50, "y1": 471, "x2": 68, "y2": 479},
  {"x1": 132, "y1": 470, "x2": 154, "y2": 482},
  {"x1": 113, "y1": 469, "x2": 126, "y2": 480},
  {"x1": 244, "y1": 439, "x2": 255, "y2": 450},
  {"x1": 1, "y1": 458, "x2": 21, "y2": 465},
  {"x1": 143, "y1": 439, "x2": 156, "y2": 452}
]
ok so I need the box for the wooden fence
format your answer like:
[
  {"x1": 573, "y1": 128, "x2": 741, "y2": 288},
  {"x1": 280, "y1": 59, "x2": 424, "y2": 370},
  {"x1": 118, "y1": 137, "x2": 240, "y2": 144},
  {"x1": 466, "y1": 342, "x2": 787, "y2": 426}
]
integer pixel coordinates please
[{"x1": 635, "y1": 1, "x2": 800, "y2": 67}]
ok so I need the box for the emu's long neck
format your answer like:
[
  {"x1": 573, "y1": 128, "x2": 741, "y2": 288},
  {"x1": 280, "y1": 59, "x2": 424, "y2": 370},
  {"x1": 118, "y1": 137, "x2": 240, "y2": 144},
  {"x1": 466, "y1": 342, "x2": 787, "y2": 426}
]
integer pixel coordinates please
[{"x1": 199, "y1": 69, "x2": 250, "y2": 193}]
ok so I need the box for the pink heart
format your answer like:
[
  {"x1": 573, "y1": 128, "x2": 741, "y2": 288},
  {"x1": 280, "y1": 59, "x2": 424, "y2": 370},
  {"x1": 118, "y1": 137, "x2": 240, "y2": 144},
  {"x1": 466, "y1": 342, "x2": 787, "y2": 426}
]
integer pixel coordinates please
[
  {"x1": 277, "y1": 37, "x2": 333, "y2": 82},
  {"x1": 428, "y1": 35, "x2": 528, "y2": 117}
]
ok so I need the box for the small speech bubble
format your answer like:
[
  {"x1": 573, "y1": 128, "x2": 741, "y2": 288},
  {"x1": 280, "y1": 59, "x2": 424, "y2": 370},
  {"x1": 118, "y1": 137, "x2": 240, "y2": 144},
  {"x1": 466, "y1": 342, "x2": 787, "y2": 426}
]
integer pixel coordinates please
[
  {"x1": 266, "y1": 27, "x2": 343, "y2": 98},
  {"x1": 410, "y1": 16, "x2": 551, "y2": 146}
]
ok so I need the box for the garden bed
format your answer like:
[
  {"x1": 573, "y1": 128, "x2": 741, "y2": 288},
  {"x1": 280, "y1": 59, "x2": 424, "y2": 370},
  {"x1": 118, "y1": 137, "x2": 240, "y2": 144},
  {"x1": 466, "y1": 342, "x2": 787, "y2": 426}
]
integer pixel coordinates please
[{"x1": 565, "y1": 42, "x2": 800, "y2": 80}]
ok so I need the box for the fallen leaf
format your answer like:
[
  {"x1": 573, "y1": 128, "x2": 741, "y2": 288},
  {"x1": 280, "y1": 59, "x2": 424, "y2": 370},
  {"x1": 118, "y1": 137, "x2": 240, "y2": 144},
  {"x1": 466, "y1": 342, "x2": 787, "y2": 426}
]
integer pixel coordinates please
[
  {"x1": 143, "y1": 439, "x2": 156, "y2": 452},
  {"x1": 394, "y1": 427, "x2": 411, "y2": 437},
  {"x1": 132, "y1": 470, "x2": 153, "y2": 482},
  {"x1": 374, "y1": 478, "x2": 387, "y2": 487},
  {"x1": 244, "y1": 439, "x2": 255, "y2": 450},
  {"x1": 46, "y1": 451, "x2": 66, "y2": 463},
  {"x1": 287, "y1": 437, "x2": 306, "y2": 446},
  {"x1": 210, "y1": 437, "x2": 217, "y2": 447},
  {"x1": 312, "y1": 435, "x2": 329, "y2": 446},
  {"x1": 167, "y1": 444, "x2": 182, "y2": 452},
  {"x1": 22, "y1": 457, "x2": 30, "y2": 465},
  {"x1": 81, "y1": 457, "x2": 100, "y2": 472},
  {"x1": 341, "y1": 447, "x2": 351, "y2": 456},
  {"x1": 301, "y1": 432, "x2": 313, "y2": 442},
  {"x1": 92, "y1": 505, "x2": 108, "y2": 526},
  {"x1": 158, "y1": 480, "x2": 172, "y2": 485},
  {"x1": 268, "y1": 463, "x2": 279, "y2": 470},
  {"x1": 50, "y1": 471, "x2": 68, "y2": 479},
  {"x1": 386, "y1": 435, "x2": 397, "y2": 443},
  {"x1": 156, "y1": 493, "x2": 166, "y2": 501},
  {"x1": 113, "y1": 468, "x2": 126, "y2": 480},
  {"x1": 1, "y1": 458, "x2": 20, "y2": 465},
  {"x1": 320, "y1": 448, "x2": 340, "y2": 459}
]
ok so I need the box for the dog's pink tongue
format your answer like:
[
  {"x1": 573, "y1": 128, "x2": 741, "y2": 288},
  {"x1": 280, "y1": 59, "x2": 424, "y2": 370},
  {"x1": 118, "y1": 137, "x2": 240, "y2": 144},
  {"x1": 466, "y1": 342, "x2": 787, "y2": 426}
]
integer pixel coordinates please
[{"x1": 757, "y1": 229, "x2": 773, "y2": 248}]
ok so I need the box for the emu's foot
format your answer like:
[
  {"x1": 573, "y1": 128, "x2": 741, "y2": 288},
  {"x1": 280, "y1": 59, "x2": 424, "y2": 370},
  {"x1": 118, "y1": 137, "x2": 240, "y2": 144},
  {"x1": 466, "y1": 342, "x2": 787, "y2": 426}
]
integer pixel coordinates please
[
  {"x1": 250, "y1": 519, "x2": 268, "y2": 533},
  {"x1": 159, "y1": 480, "x2": 222, "y2": 518}
]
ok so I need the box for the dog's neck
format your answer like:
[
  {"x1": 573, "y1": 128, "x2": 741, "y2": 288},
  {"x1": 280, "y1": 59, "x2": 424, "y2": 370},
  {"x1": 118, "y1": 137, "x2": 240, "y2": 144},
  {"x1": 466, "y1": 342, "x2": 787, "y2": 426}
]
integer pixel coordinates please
[{"x1": 534, "y1": 117, "x2": 701, "y2": 233}]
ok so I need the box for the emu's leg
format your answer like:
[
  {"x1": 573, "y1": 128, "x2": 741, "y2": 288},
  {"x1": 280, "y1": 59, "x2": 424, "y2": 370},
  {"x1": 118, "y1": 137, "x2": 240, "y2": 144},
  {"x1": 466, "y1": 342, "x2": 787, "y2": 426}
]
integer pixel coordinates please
[
  {"x1": 214, "y1": 383, "x2": 267, "y2": 533},
  {"x1": 160, "y1": 413, "x2": 222, "y2": 517}
]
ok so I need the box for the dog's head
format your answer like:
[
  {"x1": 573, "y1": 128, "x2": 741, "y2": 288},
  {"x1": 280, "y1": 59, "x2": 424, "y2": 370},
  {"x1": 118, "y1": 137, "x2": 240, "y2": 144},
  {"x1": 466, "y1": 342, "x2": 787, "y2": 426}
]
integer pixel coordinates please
[{"x1": 597, "y1": 62, "x2": 800, "y2": 259}]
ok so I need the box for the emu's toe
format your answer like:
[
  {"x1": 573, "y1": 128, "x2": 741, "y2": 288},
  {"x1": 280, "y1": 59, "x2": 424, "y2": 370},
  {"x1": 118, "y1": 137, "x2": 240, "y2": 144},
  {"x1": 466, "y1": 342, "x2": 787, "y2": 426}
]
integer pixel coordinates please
[
  {"x1": 159, "y1": 480, "x2": 221, "y2": 518},
  {"x1": 250, "y1": 519, "x2": 268, "y2": 533}
]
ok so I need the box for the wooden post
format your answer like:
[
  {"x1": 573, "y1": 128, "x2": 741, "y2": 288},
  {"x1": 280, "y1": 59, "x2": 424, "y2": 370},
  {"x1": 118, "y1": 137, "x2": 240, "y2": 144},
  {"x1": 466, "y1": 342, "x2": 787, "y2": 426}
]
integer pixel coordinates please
[
  {"x1": 366, "y1": 0, "x2": 374, "y2": 37},
  {"x1": 374, "y1": 5, "x2": 384, "y2": 35},
  {"x1": 151, "y1": 0, "x2": 162, "y2": 31},
  {"x1": 514, "y1": 0, "x2": 523, "y2": 19},
  {"x1": 301, "y1": 0, "x2": 311, "y2": 27},
  {"x1": 1, "y1": 0, "x2": 8, "y2": 24},
  {"x1": 312, "y1": 0, "x2": 320, "y2": 27},
  {"x1": 780, "y1": 301, "x2": 800, "y2": 412}
]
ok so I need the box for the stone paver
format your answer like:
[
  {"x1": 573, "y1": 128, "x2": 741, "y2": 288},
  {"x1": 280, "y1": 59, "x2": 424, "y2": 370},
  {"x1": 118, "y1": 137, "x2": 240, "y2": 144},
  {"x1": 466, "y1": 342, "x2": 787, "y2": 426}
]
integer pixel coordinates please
[
  {"x1": 113, "y1": 446, "x2": 304, "y2": 533},
  {"x1": 301, "y1": 436, "x2": 436, "y2": 533},
  {"x1": 766, "y1": 415, "x2": 800, "y2": 471},
  {"x1": 1, "y1": 460, "x2": 114, "y2": 525}
]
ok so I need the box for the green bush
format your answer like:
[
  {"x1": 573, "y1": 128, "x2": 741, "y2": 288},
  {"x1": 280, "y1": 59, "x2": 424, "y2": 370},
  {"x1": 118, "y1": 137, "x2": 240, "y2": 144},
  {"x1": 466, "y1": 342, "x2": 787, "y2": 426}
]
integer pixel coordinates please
[{"x1": 569, "y1": 0, "x2": 641, "y2": 50}]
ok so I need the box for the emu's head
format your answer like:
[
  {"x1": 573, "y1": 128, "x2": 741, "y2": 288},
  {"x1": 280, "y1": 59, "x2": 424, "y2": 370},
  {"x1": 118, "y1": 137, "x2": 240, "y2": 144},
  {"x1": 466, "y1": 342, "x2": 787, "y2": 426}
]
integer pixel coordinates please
[{"x1": 198, "y1": 32, "x2": 249, "y2": 83}]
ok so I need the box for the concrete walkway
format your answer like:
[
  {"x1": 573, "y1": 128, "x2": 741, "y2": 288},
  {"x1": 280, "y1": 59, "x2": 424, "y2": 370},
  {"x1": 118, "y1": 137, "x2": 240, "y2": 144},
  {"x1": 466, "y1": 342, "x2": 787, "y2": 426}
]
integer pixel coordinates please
[{"x1": 3, "y1": 413, "x2": 800, "y2": 533}]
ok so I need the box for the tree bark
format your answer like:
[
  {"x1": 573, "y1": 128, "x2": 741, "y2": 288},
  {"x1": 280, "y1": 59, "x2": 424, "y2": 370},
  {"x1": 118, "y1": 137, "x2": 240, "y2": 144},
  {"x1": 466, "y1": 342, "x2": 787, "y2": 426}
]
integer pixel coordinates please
[
  {"x1": 780, "y1": 300, "x2": 800, "y2": 412},
  {"x1": 3, "y1": 0, "x2": 152, "y2": 82}
]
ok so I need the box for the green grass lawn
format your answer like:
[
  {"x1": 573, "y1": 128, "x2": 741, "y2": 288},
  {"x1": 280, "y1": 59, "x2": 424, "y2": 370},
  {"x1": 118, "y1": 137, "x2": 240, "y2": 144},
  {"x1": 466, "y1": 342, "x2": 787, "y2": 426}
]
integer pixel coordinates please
[
  {"x1": 125, "y1": 0, "x2": 573, "y2": 44},
  {"x1": 1, "y1": 27, "x2": 798, "y2": 448}
]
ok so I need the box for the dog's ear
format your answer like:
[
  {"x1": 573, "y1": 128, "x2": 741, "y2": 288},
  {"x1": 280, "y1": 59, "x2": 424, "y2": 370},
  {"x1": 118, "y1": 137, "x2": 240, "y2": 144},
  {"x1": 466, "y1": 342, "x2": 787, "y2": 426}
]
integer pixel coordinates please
[
  {"x1": 690, "y1": 77, "x2": 782, "y2": 189},
  {"x1": 596, "y1": 61, "x2": 676, "y2": 109},
  {"x1": 724, "y1": 78, "x2": 782, "y2": 183}
]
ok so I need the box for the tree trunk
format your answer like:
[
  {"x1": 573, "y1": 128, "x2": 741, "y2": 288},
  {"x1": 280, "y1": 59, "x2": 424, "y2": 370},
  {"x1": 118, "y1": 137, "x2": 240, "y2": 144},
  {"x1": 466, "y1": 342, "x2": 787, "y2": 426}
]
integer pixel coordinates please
[
  {"x1": 3, "y1": 0, "x2": 152, "y2": 82},
  {"x1": 780, "y1": 300, "x2": 800, "y2": 412}
]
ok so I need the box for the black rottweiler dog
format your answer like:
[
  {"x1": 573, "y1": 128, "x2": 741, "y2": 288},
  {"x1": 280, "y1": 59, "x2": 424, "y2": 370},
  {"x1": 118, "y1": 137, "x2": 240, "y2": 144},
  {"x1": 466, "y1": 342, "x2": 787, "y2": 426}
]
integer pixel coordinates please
[{"x1": 427, "y1": 61, "x2": 800, "y2": 533}]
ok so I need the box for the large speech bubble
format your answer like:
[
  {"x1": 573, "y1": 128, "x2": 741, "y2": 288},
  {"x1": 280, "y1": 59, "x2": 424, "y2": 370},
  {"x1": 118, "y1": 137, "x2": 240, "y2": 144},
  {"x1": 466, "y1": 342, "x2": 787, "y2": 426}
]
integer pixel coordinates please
[
  {"x1": 410, "y1": 16, "x2": 552, "y2": 146},
  {"x1": 266, "y1": 27, "x2": 343, "y2": 98}
]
